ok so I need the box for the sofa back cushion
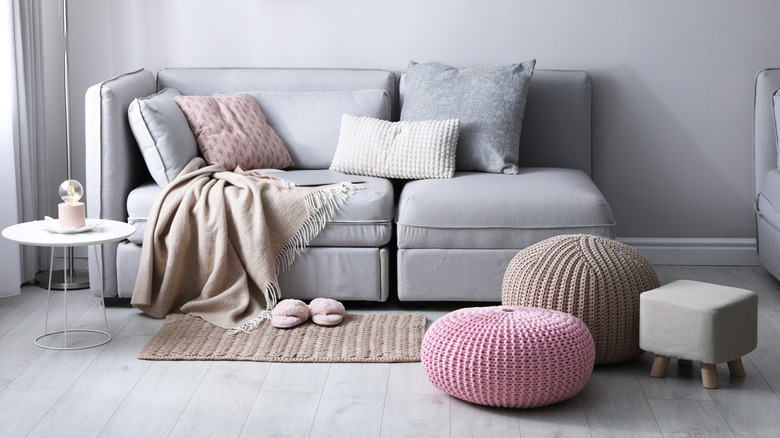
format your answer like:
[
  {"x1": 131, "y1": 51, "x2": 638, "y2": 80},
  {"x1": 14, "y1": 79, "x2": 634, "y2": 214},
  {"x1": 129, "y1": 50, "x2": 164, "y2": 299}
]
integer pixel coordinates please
[
  {"x1": 158, "y1": 68, "x2": 397, "y2": 170},
  {"x1": 215, "y1": 90, "x2": 391, "y2": 169}
]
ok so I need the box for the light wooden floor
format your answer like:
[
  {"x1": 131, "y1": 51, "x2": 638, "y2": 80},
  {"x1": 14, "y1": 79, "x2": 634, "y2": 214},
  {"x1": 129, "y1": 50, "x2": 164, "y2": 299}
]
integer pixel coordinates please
[{"x1": 1, "y1": 265, "x2": 780, "y2": 437}]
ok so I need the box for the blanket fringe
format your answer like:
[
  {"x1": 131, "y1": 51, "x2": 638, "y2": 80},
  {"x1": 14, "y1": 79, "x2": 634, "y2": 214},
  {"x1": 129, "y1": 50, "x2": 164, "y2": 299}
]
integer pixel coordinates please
[
  {"x1": 230, "y1": 181, "x2": 361, "y2": 334},
  {"x1": 277, "y1": 182, "x2": 362, "y2": 272},
  {"x1": 228, "y1": 281, "x2": 280, "y2": 334}
]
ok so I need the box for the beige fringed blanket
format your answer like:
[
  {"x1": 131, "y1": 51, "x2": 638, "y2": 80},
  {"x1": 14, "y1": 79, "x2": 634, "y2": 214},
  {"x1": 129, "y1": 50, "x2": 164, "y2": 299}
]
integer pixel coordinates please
[{"x1": 131, "y1": 158, "x2": 360, "y2": 332}]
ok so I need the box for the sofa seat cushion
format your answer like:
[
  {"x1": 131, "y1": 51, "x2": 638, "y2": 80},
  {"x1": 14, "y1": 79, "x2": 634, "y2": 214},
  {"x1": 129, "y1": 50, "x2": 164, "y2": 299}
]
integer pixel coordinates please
[
  {"x1": 126, "y1": 173, "x2": 394, "y2": 247},
  {"x1": 127, "y1": 182, "x2": 162, "y2": 244},
  {"x1": 396, "y1": 169, "x2": 615, "y2": 249}
]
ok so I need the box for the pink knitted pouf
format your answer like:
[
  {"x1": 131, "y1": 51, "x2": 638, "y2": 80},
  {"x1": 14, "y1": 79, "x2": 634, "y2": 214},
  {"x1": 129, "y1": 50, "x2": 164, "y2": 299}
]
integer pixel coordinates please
[{"x1": 421, "y1": 306, "x2": 595, "y2": 408}]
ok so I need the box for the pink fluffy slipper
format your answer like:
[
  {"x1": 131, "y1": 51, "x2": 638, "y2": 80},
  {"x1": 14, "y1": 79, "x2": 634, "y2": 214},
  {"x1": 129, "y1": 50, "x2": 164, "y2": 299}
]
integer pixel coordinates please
[
  {"x1": 271, "y1": 299, "x2": 310, "y2": 328},
  {"x1": 309, "y1": 298, "x2": 346, "y2": 326}
]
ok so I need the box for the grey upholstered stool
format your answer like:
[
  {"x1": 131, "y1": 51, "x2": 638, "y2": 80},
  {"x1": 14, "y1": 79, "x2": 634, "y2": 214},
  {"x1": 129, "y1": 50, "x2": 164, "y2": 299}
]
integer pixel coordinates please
[{"x1": 639, "y1": 280, "x2": 758, "y2": 389}]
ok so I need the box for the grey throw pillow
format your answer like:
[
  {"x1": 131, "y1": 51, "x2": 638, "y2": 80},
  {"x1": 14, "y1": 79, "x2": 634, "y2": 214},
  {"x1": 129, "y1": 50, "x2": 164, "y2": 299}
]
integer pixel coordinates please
[
  {"x1": 400, "y1": 60, "x2": 536, "y2": 174},
  {"x1": 128, "y1": 88, "x2": 199, "y2": 187}
]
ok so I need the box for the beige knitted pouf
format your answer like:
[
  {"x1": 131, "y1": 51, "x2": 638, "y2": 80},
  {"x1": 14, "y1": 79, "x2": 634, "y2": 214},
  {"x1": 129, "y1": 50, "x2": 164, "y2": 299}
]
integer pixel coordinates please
[{"x1": 501, "y1": 234, "x2": 660, "y2": 364}]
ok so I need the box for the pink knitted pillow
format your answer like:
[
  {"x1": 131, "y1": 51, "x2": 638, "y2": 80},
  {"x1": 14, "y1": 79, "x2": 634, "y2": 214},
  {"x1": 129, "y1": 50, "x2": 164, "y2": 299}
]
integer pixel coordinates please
[{"x1": 174, "y1": 94, "x2": 294, "y2": 171}]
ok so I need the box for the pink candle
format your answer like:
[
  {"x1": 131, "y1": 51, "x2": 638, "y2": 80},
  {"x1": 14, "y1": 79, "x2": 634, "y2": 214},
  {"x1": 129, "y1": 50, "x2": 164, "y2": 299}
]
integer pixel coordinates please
[{"x1": 58, "y1": 202, "x2": 85, "y2": 228}]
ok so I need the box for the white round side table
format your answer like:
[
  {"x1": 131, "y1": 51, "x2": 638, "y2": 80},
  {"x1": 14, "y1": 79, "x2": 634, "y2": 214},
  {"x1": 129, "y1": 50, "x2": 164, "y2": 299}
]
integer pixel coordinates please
[{"x1": 2, "y1": 219, "x2": 135, "y2": 350}]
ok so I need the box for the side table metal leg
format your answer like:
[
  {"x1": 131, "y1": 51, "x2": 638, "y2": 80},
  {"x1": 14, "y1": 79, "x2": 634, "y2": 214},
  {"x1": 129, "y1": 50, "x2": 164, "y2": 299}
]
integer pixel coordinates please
[
  {"x1": 34, "y1": 244, "x2": 111, "y2": 350},
  {"x1": 63, "y1": 246, "x2": 69, "y2": 348},
  {"x1": 92, "y1": 245, "x2": 110, "y2": 335},
  {"x1": 44, "y1": 248, "x2": 54, "y2": 335}
]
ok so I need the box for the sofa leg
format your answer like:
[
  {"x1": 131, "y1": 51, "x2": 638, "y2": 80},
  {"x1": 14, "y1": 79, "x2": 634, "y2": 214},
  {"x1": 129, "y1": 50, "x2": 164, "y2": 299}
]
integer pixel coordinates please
[
  {"x1": 678, "y1": 359, "x2": 692, "y2": 367},
  {"x1": 701, "y1": 363, "x2": 718, "y2": 389},
  {"x1": 727, "y1": 358, "x2": 746, "y2": 377},
  {"x1": 650, "y1": 355, "x2": 670, "y2": 378}
]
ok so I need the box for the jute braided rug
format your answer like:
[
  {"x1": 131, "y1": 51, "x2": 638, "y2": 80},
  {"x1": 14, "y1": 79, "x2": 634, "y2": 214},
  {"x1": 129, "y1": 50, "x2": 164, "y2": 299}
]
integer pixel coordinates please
[{"x1": 138, "y1": 313, "x2": 427, "y2": 363}]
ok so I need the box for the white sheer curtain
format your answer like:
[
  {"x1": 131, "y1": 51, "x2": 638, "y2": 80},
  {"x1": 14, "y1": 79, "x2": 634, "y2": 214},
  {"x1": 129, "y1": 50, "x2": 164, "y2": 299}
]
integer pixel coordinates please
[
  {"x1": 0, "y1": 0, "x2": 45, "y2": 297},
  {"x1": 1, "y1": 1, "x2": 23, "y2": 297},
  {"x1": 14, "y1": 0, "x2": 45, "y2": 283}
]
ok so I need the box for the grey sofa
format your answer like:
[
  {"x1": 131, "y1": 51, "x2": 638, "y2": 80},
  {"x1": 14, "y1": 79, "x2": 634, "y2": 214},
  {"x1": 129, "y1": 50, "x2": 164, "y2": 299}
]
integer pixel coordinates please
[
  {"x1": 754, "y1": 69, "x2": 780, "y2": 280},
  {"x1": 85, "y1": 67, "x2": 615, "y2": 302}
]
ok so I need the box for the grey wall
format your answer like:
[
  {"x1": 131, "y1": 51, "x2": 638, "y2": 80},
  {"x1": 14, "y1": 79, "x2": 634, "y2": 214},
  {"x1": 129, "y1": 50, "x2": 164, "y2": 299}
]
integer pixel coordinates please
[{"x1": 42, "y1": 0, "x2": 780, "y2": 239}]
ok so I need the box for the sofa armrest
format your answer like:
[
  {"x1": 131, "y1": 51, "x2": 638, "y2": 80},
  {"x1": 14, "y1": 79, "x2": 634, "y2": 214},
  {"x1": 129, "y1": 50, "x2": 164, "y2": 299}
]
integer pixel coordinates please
[
  {"x1": 754, "y1": 69, "x2": 780, "y2": 198},
  {"x1": 85, "y1": 68, "x2": 156, "y2": 296}
]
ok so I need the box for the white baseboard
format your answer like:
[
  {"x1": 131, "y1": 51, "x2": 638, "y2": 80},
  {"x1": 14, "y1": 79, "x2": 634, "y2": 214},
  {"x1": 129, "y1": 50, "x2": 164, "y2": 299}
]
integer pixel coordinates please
[{"x1": 616, "y1": 237, "x2": 760, "y2": 266}]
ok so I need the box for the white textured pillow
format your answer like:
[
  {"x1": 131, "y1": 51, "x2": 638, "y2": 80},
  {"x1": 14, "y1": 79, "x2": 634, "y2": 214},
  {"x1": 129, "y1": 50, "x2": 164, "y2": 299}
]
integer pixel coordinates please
[{"x1": 330, "y1": 114, "x2": 459, "y2": 179}]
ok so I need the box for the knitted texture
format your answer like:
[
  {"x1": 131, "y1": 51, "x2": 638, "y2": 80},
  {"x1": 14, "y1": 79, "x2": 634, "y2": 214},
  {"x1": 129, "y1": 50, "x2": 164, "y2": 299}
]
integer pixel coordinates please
[
  {"x1": 174, "y1": 94, "x2": 294, "y2": 171},
  {"x1": 139, "y1": 313, "x2": 426, "y2": 363},
  {"x1": 421, "y1": 306, "x2": 595, "y2": 408},
  {"x1": 330, "y1": 114, "x2": 459, "y2": 179},
  {"x1": 501, "y1": 234, "x2": 660, "y2": 364}
]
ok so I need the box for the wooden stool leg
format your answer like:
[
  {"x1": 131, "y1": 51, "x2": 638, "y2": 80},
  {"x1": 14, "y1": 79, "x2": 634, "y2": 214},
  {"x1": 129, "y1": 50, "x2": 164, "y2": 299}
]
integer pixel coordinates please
[
  {"x1": 651, "y1": 355, "x2": 670, "y2": 378},
  {"x1": 701, "y1": 363, "x2": 718, "y2": 389},
  {"x1": 727, "y1": 358, "x2": 746, "y2": 377},
  {"x1": 678, "y1": 359, "x2": 692, "y2": 367}
]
